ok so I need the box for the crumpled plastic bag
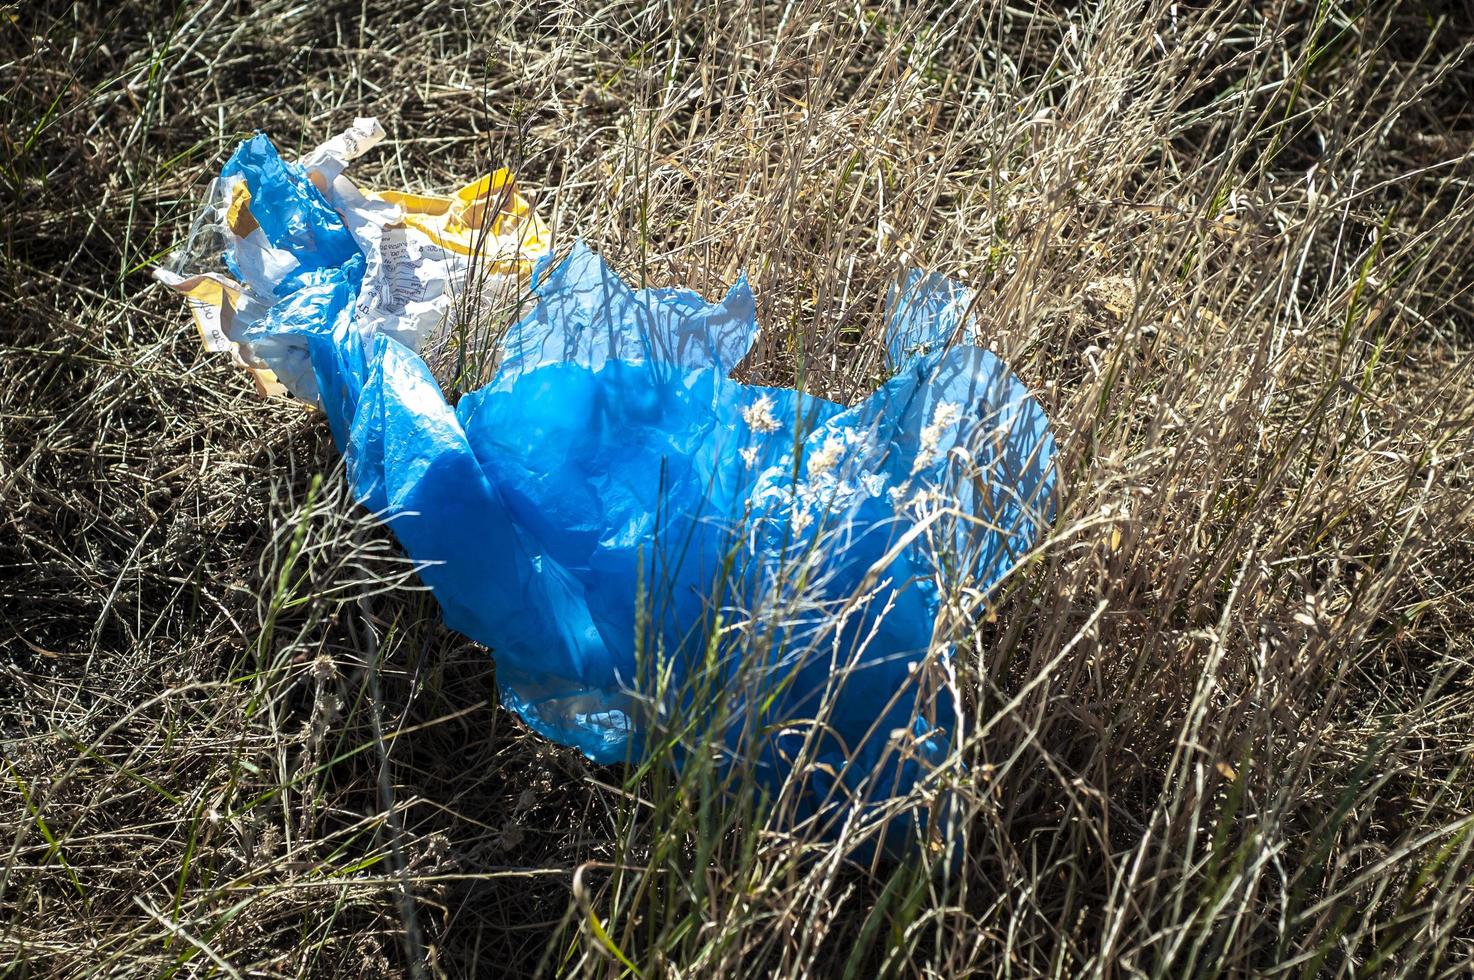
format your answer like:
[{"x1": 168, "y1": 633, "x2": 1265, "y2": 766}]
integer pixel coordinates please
[{"x1": 160, "y1": 123, "x2": 1058, "y2": 851}]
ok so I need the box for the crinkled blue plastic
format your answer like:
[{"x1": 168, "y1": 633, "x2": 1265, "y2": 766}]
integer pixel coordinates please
[{"x1": 220, "y1": 135, "x2": 1057, "y2": 850}]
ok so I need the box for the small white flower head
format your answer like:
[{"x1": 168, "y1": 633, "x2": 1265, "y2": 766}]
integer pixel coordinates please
[
  {"x1": 905, "y1": 487, "x2": 946, "y2": 517},
  {"x1": 739, "y1": 446, "x2": 759, "y2": 468},
  {"x1": 913, "y1": 400, "x2": 964, "y2": 474},
  {"x1": 742, "y1": 394, "x2": 781, "y2": 434},
  {"x1": 791, "y1": 504, "x2": 814, "y2": 535},
  {"x1": 806, "y1": 433, "x2": 846, "y2": 477}
]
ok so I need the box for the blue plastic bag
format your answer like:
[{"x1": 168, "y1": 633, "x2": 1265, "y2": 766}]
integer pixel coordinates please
[{"x1": 184, "y1": 132, "x2": 1057, "y2": 850}]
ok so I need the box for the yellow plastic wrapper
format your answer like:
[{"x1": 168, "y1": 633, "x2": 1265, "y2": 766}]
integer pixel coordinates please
[{"x1": 154, "y1": 118, "x2": 550, "y2": 402}]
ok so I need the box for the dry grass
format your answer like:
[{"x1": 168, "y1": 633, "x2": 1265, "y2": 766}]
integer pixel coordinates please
[{"x1": 3, "y1": 0, "x2": 1474, "y2": 976}]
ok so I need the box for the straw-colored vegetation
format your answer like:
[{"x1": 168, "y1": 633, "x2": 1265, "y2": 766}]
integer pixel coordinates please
[{"x1": 3, "y1": 0, "x2": 1472, "y2": 976}]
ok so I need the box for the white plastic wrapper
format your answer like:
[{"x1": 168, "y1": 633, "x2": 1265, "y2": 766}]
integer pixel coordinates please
[{"x1": 156, "y1": 117, "x2": 550, "y2": 401}]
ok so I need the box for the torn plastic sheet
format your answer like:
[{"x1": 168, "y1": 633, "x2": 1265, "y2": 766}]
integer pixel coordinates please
[{"x1": 160, "y1": 125, "x2": 1058, "y2": 851}]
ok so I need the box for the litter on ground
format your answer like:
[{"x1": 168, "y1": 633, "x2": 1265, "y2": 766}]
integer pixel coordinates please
[{"x1": 158, "y1": 120, "x2": 1057, "y2": 850}]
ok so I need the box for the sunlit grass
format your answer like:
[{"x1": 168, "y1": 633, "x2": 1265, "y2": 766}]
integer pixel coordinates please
[{"x1": 2, "y1": 0, "x2": 1472, "y2": 976}]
